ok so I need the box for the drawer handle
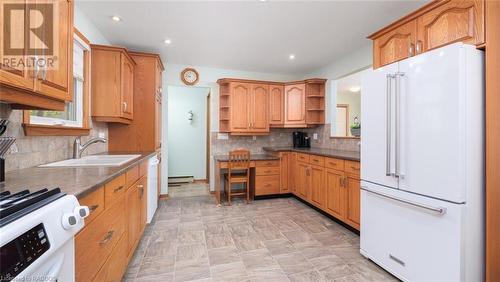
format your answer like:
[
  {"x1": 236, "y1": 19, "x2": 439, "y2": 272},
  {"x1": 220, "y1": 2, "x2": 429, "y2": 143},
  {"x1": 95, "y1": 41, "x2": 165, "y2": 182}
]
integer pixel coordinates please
[
  {"x1": 114, "y1": 185, "x2": 124, "y2": 193},
  {"x1": 138, "y1": 184, "x2": 145, "y2": 197},
  {"x1": 89, "y1": 204, "x2": 99, "y2": 212},
  {"x1": 329, "y1": 162, "x2": 336, "y2": 166},
  {"x1": 265, "y1": 183, "x2": 271, "y2": 187},
  {"x1": 265, "y1": 170, "x2": 271, "y2": 173},
  {"x1": 99, "y1": 230, "x2": 115, "y2": 245},
  {"x1": 351, "y1": 166, "x2": 360, "y2": 171}
]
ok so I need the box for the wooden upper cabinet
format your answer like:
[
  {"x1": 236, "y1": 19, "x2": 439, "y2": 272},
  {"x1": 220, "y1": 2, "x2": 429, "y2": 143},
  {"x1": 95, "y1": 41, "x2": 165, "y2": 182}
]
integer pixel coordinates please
[
  {"x1": 417, "y1": 0, "x2": 484, "y2": 52},
  {"x1": 269, "y1": 85, "x2": 285, "y2": 126},
  {"x1": 250, "y1": 84, "x2": 269, "y2": 132},
  {"x1": 284, "y1": 84, "x2": 306, "y2": 126},
  {"x1": 230, "y1": 82, "x2": 251, "y2": 132},
  {"x1": 108, "y1": 51, "x2": 164, "y2": 152},
  {"x1": 0, "y1": 0, "x2": 73, "y2": 110},
  {"x1": 121, "y1": 53, "x2": 134, "y2": 119},
  {"x1": 373, "y1": 20, "x2": 417, "y2": 68},
  {"x1": 369, "y1": 0, "x2": 485, "y2": 69},
  {"x1": 91, "y1": 45, "x2": 136, "y2": 124}
]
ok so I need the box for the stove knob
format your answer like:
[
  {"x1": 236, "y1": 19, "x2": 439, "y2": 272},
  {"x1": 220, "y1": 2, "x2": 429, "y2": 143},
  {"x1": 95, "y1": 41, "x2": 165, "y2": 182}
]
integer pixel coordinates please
[
  {"x1": 74, "y1": 206, "x2": 90, "y2": 220},
  {"x1": 62, "y1": 213, "x2": 78, "y2": 230}
]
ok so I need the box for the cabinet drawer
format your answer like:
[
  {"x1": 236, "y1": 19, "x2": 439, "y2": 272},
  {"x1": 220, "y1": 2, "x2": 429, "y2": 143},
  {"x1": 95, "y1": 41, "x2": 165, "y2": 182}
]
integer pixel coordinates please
[
  {"x1": 256, "y1": 160, "x2": 279, "y2": 167},
  {"x1": 104, "y1": 174, "x2": 126, "y2": 207},
  {"x1": 139, "y1": 160, "x2": 148, "y2": 177},
  {"x1": 256, "y1": 166, "x2": 280, "y2": 176},
  {"x1": 325, "y1": 158, "x2": 345, "y2": 171},
  {"x1": 297, "y1": 153, "x2": 310, "y2": 163},
  {"x1": 93, "y1": 233, "x2": 128, "y2": 282},
  {"x1": 78, "y1": 187, "x2": 104, "y2": 225},
  {"x1": 255, "y1": 175, "x2": 280, "y2": 195},
  {"x1": 126, "y1": 165, "x2": 139, "y2": 188},
  {"x1": 76, "y1": 195, "x2": 125, "y2": 282},
  {"x1": 309, "y1": 155, "x2": 325, "y2": 166},
  {"x1": 345, "y1": 160, "x2": 360, "y2": 176}
]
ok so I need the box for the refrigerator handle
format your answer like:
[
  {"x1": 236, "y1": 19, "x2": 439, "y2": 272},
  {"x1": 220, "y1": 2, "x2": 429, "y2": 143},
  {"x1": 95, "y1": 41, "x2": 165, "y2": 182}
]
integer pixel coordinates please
[
  {"x1": 386, "y1": 74, "x2": 394, "y2": 177},
  {"x1": 361, "y1": 186, "x2": 447, "y2": 215},
  {"x1": 395, "y1": 72, "x2": 405, "y2": 178}
]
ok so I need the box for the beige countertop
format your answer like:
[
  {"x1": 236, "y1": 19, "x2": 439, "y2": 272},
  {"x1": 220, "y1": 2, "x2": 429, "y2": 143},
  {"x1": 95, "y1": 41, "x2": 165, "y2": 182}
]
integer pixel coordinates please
[
  {"x1": 263, "y1": 147, "x2": 360, "y2": 161},
  {"x1": 0, "y1": 151, "x2": 157, "y2": 199}
]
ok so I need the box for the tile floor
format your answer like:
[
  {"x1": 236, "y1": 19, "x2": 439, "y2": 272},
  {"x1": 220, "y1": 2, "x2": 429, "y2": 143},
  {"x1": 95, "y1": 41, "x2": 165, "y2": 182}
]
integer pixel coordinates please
[{"x1": 123, "y1": 183, "x2": 397, "y2": 282}]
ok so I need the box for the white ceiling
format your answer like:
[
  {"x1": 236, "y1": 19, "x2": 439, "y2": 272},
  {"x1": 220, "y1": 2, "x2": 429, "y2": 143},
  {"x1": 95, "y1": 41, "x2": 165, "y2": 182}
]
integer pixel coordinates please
[{"x1": 76, "y1": 0, "x2": 427, "y2": 75}]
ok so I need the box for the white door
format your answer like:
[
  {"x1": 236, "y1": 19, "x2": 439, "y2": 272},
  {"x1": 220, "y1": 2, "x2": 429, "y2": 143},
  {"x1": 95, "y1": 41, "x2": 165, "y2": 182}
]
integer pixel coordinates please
[
  {"x1": 360, "y1": 181, "x2": 463, "y2": 282},
  {"x1": 397, "y1": 44, "x2": 469, "y2": 203},
  {"x1": 335, "y1": 106, "x2": 348, "y2": 137},
  {"x1": 361, "y1": 63, "x2": 399, "y2": 189}
]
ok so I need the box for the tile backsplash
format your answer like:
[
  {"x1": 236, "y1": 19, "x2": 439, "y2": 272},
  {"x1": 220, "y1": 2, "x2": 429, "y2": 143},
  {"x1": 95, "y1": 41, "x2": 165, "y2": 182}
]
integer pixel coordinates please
[
  {"x1": 1, "y1": 105, "x2": 108, "y2": 172},
  {"x1": 211, "y1": 124, "x2": 360, "y2": 155}
]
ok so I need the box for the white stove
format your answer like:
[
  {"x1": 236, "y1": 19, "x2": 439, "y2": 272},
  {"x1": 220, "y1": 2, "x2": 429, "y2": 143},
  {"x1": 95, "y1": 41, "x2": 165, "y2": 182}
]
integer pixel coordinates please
[{"x1": 0, "y1": 188, "x2": 88, "y2": 281}]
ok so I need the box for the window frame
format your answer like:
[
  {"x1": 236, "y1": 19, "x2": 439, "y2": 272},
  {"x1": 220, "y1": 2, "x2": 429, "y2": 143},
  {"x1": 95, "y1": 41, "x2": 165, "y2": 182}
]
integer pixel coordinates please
[{"x1": 22, "y1": 28, "x2": 91, "y2": 136}]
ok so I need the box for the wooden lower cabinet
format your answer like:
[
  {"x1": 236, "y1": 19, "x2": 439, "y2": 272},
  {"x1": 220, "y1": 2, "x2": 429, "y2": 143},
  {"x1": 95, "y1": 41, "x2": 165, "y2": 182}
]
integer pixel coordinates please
[
  {"x1": 76, "y1": 165, "x2": 148, "y2": 282},
  {"x1": 325, "y1": 169, "x2": 345, "y2": 220},
  {"x1": 255, "y1": 161, "x2": 280, "y2": 196},
  {"x1": 126, "y1": 175, "x2": 147, "y2": 256},
  {"x1": 345, "y1": 175, "x2": 360, "y2": 229},
  {"x1": 310, "y1": 165, "x2": 326, "y2": 209},
  {"x1": 296, "y1": 161, "x2": 310, "y2": 200}
]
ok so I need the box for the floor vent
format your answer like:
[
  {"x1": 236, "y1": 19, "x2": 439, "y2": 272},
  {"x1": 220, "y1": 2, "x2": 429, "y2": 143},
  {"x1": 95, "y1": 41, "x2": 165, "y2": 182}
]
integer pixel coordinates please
[{"x1": 168, "y1": 176, "x2": 194, "y2": 186}]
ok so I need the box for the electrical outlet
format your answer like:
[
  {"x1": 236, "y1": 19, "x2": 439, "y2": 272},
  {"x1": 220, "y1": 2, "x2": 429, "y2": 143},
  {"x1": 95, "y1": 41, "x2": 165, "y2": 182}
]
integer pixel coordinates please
[
  {"x1": 98, "y1": 132, "x2": 105, "y2": 139},
  {"x1": 253, "y1": 136, "x2": 257, "y2": 140},
  {"x1": 313, "y1": 133, "x2": 318, "y2": 140},
  {"x1": 217, "y1": 133, "x2": 229, "y2": 140}
]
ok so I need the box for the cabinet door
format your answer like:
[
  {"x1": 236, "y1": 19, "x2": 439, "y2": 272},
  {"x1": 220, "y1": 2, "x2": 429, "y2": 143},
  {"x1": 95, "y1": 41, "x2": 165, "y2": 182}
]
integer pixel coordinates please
[
  {"x1": 93, "y1": 233, "x2": 128, "y2": 282},
  {"x1": 155, "y1": 94, "x2": 162, "y2": 149},
  {"x1": 126, "y1": 185, "x2": 140, "y2": 256},
  {"x1": 284, "y1": 84, "x2": 306, "y2": 125},
  {"x1": 325, "y1": 169, "x2": 345, "y2": 220},
  {"x1": 297, "y1": 162, "x2": 309, "y2": 200},
  {"x1": 121, "y1": 55, "x2": 134, "y2": 119},
  {"x1": 269, "y1": 85, "x2": 284, "y2": 125},
  {"x1": 290, "y1": 153, "x2": 297, "y2": 194},
  {"x1": 0, "y1": 1, "x2": 34, "y2": 92},
  {"x1": 280, "y1": 153, "x2": 289, "y2": 193},
  {"x1": 35, "y1": 0, "x2": 73, "y2": 101},
  {"x1": 138, "y1": 176, "x2": 147, "y2": 233},
  {"x1": 230, "y1": 82, "x2": 251, "y2": 132},
  {"x1": 250, "y1": 84, "x2": 269, "y2": 132},
  {"x1": 417, "y1": 0, "x2": 484, "y2": 53},
  {"x1": 310, "y1": 165, "x2": 326, "y2": 208},
  {"x1": 345, "y1": 176, "x2": 360, "y2": 229},
  {"x1": 373, "y1": 20, "x2": 417, "y2": 68},
  {"x1": 155, "y1": 60, "x2": 163, "y2": 95}
]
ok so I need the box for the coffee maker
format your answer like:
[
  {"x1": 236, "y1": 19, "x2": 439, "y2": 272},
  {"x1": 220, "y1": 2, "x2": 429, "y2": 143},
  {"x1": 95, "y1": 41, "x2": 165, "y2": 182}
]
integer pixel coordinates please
[{"x1": 292, "y1": 131, "x2": 310, "y2": 148}]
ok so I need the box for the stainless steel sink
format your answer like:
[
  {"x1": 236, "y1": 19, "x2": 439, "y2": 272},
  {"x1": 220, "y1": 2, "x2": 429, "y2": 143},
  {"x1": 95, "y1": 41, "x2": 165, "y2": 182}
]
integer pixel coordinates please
[{"x1": 39, "y1": 154, "x2": 141, "y2": 167}]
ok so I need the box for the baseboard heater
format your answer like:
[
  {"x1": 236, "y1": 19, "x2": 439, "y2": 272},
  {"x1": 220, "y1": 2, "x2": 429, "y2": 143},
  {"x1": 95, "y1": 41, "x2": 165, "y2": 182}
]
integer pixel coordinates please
[{"x1": 168, "y1": 176, "x2": 194, "y2": 186}]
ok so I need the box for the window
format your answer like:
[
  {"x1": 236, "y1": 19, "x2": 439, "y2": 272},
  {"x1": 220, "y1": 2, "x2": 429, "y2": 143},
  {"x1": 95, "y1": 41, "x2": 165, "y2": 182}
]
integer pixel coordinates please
[{"x1": 23, "y1": 29, "x2": 91, "y2": 136}]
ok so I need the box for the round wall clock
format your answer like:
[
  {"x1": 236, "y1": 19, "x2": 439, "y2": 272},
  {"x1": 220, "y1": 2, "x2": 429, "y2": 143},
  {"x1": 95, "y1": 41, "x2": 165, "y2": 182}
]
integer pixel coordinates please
[{"x1": 181, "y1": 68, "x2": 199, "y2": 85}]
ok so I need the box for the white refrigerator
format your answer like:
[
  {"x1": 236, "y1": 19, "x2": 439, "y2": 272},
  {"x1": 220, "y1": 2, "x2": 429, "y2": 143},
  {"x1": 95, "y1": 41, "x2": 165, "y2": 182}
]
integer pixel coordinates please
[{"x1": 360, "y1": 43, "x2": 484, "y2": 282}]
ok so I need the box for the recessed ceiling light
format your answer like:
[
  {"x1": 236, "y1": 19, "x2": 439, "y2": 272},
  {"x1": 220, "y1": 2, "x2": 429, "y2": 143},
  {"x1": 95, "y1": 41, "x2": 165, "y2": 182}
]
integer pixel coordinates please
[
  {"x1": 164, "y1": 39, "x2": 172, "y2": 45},
  {"x1": 349, "y1": 86, "x2": 361, "y2": 92},
  {"x1": 289, "y1": 54, "x2": 296, "y2": 60},
  {"x1": 259, "y1": 0, "x2": 268, "y2": 2},
  {"x1": 111, "y1": 16, "x2": 121, "y2": 22}
]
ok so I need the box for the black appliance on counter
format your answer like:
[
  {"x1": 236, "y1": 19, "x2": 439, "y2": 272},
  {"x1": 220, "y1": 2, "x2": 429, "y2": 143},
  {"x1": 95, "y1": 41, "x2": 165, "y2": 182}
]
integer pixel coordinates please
[{"x1": 292, "y1": 131, "x2": 311, "y2": 148}]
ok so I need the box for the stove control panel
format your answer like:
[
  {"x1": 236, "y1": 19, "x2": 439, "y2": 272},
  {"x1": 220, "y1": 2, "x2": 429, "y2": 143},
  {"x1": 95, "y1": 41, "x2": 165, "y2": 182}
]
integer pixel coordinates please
[{"x1": 0, "y1": 223, "x2": 50, "y2": 281}]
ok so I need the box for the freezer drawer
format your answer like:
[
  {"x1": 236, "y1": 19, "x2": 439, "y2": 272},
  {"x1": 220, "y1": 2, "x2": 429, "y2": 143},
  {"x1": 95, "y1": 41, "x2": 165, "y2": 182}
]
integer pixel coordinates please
[{"x1": 360, "y1": 182, "x2": 464, "y2": 282}]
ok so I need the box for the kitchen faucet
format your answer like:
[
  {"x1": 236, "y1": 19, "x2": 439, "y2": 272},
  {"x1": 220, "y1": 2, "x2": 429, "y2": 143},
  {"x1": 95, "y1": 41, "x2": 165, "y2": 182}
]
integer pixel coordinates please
[{"x1": 73, "y1": 136, "x2": 107, "y2": 159}]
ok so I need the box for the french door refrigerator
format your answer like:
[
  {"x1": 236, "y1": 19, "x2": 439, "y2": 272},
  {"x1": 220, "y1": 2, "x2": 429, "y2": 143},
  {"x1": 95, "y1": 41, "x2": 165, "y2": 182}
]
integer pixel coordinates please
[{"x1": 360, "y1": 43, "x2": 484, "y2": 282}]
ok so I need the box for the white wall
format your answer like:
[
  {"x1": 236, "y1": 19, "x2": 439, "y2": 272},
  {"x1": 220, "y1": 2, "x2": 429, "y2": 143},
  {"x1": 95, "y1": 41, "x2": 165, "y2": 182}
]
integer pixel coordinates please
[
  {"x1": 304, "y1": 45, "x2": 372, "y2": 124},
  {"x1": 167, "y1": 86, "x2": 210, "y2": 180},
  {"x1": 74, "y1": 7, "x2": 110, "y2": 45}
]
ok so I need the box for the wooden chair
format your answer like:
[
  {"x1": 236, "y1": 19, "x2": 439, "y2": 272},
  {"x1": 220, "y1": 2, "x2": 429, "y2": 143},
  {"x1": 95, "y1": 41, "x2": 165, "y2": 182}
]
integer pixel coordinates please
[{"x1": 224, "y1": 149, "x2": 251, "y2": 205}]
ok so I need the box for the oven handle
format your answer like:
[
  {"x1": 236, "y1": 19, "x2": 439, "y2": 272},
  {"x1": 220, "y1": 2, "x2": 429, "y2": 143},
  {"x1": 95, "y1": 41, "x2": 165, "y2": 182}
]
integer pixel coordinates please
[
  {"x1": 361, "y1": 186, "x2": 447, "y2": 215},
  {"x1": 45, "y1": 253, "x2": 65, "y2": 280}
]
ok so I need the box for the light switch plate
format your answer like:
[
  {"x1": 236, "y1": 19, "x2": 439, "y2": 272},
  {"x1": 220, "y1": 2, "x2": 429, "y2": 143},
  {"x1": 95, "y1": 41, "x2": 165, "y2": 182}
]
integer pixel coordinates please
[
  {"x1": 313, "y1": 133, "x2": 318, "y2": 140},
  {"x1": 98, "y1": 132, "x2": 106, "y2": 139},
  {"x1": 217, "y1": 133, "x2": 229, "y2": 140},
  {"x1": 252, "y1": 136, "x2": 257, "y2": 140}
]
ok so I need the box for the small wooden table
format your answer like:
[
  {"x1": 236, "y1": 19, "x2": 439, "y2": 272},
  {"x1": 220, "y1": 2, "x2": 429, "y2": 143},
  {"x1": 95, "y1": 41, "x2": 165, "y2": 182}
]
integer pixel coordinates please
[{"x1": 213, "y1": 154, "x2": 279, "y2": 206}]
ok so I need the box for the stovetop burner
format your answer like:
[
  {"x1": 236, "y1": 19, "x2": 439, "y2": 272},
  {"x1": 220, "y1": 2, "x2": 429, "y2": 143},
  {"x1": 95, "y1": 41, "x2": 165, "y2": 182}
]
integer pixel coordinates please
[{"x1": 0, "y1": 188, "x2": 65, "y2": 227}]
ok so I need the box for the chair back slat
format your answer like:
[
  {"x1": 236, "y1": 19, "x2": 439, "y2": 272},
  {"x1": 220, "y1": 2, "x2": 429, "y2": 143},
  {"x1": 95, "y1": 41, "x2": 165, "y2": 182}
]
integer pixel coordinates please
[{"x1": 228, "y1": 149, "x2": 250, "y2": 176}]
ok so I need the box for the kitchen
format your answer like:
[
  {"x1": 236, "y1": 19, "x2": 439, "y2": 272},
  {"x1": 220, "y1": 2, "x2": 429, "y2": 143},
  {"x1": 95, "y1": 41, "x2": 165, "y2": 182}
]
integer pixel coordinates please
[{"x1": 0, "y1": 1, "x2": 499, "y2": 282}]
